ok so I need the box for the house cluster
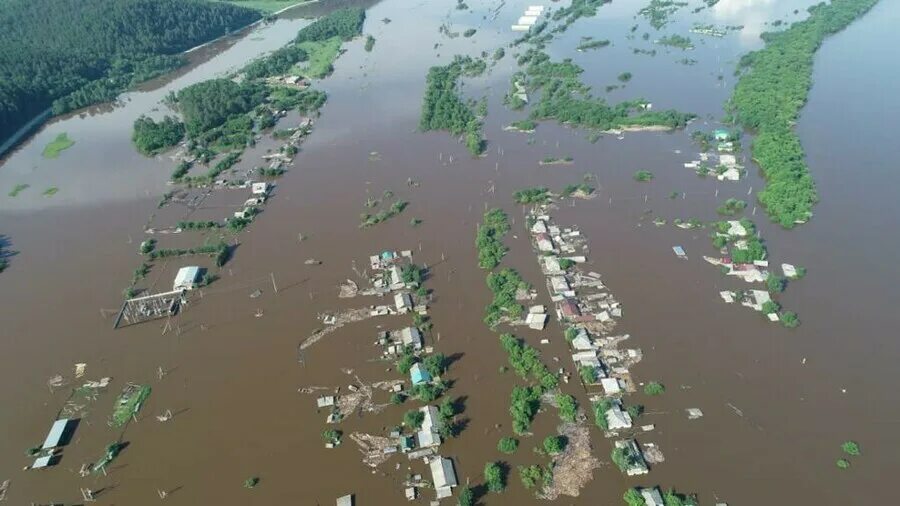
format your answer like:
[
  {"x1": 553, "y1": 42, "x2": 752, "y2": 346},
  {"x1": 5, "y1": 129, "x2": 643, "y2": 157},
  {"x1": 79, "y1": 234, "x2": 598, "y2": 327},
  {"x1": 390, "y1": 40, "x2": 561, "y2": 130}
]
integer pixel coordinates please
[
  {"x1": 526, "y1": 205, "x2": 664, "y2": 479},
  {"x1": 233, "y1": 181, "x2": 270, "y2": 221},
  {"x1": 684, "y1": 129, "x2": 743, "y2": 181},
  {"x1": 511, "y1": 4, "x2": 544, "y2": 31}
]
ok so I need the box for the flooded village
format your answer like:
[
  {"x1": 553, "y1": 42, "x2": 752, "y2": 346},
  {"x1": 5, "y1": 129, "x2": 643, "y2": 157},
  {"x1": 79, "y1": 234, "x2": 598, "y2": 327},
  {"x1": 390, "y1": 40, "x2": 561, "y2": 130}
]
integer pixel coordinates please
[{"x1": 1, "y1": 0, "x2": 900, "y2": 505}]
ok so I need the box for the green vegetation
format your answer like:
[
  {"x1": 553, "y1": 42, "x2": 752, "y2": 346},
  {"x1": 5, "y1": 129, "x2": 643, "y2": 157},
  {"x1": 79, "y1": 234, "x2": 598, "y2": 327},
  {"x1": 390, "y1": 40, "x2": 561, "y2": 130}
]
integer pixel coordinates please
[
  {"x1": 111, "y1": 384, "x2": 151, "y2": 427},
  {"x1": 611, "y1": 445, "x2": 643, "y2": 473},
  {"x1": 836, "y1": 458, "x2": 850, "y2": 469},
  {"x1": 463, "y1": 28, "x2": 477, "y2": 37},
  {"x1": 493, "y1": 47, "x2": 506, "y2": 60},
  {"x1": 556, "y1": 393, "x2": 578, "y2": 422},
  {"x1": 322, "y1": 428, "x2": 342, "y2": 444},
  {"x1": 551, "y1": 0, "x2": 611, "y2": 31},
  {"x1": 625, "y1": 487, "x2": 697, "y2": 506},
  {"x1": 296, "y1": 37, "x2": 343, "y2": 79},
  {"x1": 518, "y1": 464, "x2": 552, "y2": 489},
  {"x1": 42, "y1": 187, "x2": 59, "y2": 197},
  {"x1": 458, "y1": 487, "x2": 475, "y2": 506},
  {"x1": 513, "y1": 187, "x2": 550, "y2": 204},
  {"x1": 498, "y1": 437, "x2": 519, "y2": 454},
  {"x1": 542, "y1": 435, "x2": 568, "y2": 454},
  {"x1": 638, "y1": 0, "x2": 688, "y2": 30},
  {"x1": 390, "y1": 392, "x2": 406, "y2": 404},
  {"x1": 842, "y1": 441, "x2": 860, "y2": 456},
  {"x1": 499, "y1": 334, "x2": 558, "y2": 391},
  {"x1": 657, "y1": 34, "x2": 693, "y2": 49},
  {"x1": 518, "y1": 50, "x2": 693, "y2": 133},
  {"x1": 243, "y1": 476, "x2": 260, "y2": 489},
  {"x1": 92, "y1": 442, "x2": 126, "y2": 474},
  {"x1": 510, "y1": 385, "x2": 541, "y2": 434},
  {"x1": 476, "y1": 209, "x2": 510, "y2": 270},
  {"x1": 644, "y1": 381, "x2": 665, "y2": 396},
  {"x1": 419, "y1": 56, "x2": 486, "y2": 155},
  {"x1": 295, "y1": 7, "x2": 365, "y2": 43},
  {"x1": 0, "y1": 0, "x2": 260, "y2": 144},
  {"x1": 561, "y1": 183, "x2": 594, "y2": 197},
  {"x1": 781, "y1": 311, "x2": 800, "y2": 328},
  {"x1": 484, "y1": 462, "x2": 506, "y2": 493},
  {"x1": 730, "y1": 236, "x2": 766, "y2": 264},
  {"x1": 593, "y1": 398, "x2": 614, "y2": 430},
  {"x1": 485, "y1": 268, "x2": 527, "y2": 327},
  {"x1": 364, "y1": 35, "x2": 376, "y2": 52},
  {"x1": 577, "y1": 38, "x2": 610, "y2": 51},
  {"x1": 634, "y1": 170, "x2": 654, "y2": 182},
  {"x1": 176, "y1": 79, "x2": 266, "y2": 138},
  {"x1": 8, "y1": 184, "x2": 29, "y2": 197},
  {"x1": 360, "y1": 200, "x2": 408, "y2": 227},
  {"x1": 42, "y1": 133, "x2": 74, "y2": 159},
  {"x1": 617, "y1": 72, "x2": 633, "y2": 82},
  {"x1": 729, "y1": 0, "x2": 879, "y2": 227},
  {"x1": 761, "y1": 300, "x2": 780, "y2": 315},
  {"x1": 579, "y1": 364, "x2": 598, "y2": 385},
  {"x1": 132, "y1": 116, "x2": 184, "y2": 155},
  {"x1": 767, "y1": 274, "x2": 786, "y2": 293},
  {"x1": 146, "y1": 240, "x2": 230, "y2": 267},
  {"x1": 717, "y1": 198, "x2": 747, "y2": 216},
  {"x1": 509, "y1": 119, "x2": 537, "y2": 131},
  {"x1": 404, "y1": 409, "x2": 425, "y2": 428}
]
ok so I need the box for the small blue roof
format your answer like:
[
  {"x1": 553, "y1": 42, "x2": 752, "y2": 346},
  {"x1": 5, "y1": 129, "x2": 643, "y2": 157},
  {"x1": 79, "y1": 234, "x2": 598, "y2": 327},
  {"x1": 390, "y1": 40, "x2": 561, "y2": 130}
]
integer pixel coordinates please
[
  {"x1": 410, "y1": 363, "x2": 431, "y2": 385},
  {"x1": 672, "y1": 246, "x2": 686, "y2": 257},
  {"x1": 381, "y1": 251, "x2": 395, "y2": 260}
]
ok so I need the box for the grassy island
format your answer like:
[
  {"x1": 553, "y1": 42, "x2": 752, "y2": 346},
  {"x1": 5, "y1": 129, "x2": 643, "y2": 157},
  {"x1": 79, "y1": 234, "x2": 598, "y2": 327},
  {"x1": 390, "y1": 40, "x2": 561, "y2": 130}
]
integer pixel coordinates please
[
  {"x1": 42, "y1": 133, "x2": 74, "y2": 159},
  {"x1": 419, "y1": 56, "x2": 487, "y2": 155},
  {"x1": 729, "y1": 0, "x2": 880, "y2": 227}
]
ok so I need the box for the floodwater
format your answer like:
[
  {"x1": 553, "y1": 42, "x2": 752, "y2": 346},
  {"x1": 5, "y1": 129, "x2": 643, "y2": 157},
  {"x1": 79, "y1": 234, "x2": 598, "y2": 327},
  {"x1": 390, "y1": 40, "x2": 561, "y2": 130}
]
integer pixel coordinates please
[{"x1": 1, "y1": 0, "x2": 899, "y2": 504}]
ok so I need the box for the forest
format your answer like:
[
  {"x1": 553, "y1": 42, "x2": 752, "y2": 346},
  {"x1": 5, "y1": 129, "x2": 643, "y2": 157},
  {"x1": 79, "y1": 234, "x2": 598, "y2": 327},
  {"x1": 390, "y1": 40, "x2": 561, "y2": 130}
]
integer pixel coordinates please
[
  {"x1": 175, "y1": 79, "x2": 267, "y2": 137},
  {"x1": 419, "y1": 56, "x2": 486, "y2": 156},
  {"x1": 729, "y1": 0, "x2": 879, "y2": 227},
  {"x1": 0, "y1": 0, "x2": 260, "y2": 144}
]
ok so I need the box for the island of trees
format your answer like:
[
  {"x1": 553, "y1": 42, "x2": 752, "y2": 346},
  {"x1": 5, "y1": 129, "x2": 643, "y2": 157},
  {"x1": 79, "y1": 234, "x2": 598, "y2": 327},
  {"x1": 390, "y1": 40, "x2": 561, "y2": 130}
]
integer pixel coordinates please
[
  {"x1": 729, "y1": 0, "x2": 879, "y2": 227},
  {"x1": 0, "y1": 0, "x2": 261, "y2": 146},
  {"x1": 419, "y1": 56, "x2": 487, "y2": 156}
]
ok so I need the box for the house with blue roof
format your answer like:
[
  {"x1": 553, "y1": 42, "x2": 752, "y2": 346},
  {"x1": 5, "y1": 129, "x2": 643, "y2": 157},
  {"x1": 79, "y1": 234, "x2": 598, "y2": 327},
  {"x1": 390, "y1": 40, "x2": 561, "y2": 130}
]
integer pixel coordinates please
[{"x1": 410, "y1": 363, "x2": 432, "y2": 385}]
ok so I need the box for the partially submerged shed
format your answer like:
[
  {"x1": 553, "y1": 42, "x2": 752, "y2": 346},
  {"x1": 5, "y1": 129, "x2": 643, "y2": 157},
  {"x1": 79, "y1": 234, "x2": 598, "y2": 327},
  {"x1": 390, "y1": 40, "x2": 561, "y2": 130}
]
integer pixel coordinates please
[
  {"x1": 173, "y1": 266, "x2": 201, "y2": 291},
  {"x1": 429, "y1": 456, "x2": 458, "y2": 498}
]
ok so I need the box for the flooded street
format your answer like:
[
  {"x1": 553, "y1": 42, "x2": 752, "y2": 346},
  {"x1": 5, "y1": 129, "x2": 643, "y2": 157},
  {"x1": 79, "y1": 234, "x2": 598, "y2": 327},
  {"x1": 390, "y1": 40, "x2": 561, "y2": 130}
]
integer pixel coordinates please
[{"x1": 1, "y1": 0, "x2": 899, "y2": 504}]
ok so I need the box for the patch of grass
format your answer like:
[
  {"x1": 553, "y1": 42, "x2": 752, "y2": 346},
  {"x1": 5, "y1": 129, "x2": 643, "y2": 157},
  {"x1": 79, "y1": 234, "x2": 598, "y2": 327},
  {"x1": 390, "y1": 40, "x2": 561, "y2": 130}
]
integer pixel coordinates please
[
  {"x1": 836, "y1": 458, "x2": 850, "y2": 469},
  {"x1": 296, "y1": 36, "x2": 343, "y2": 78},
  {"x1": 9, "y1": 184, "x2": 29, "y2": 197},
  {"x1": 42, "y1": 187, "x2": 59, "y2": 197},
  {"x1": 42, "y1": 133, "x2": 75, "y2": 159},
  {"x1": 644, "y1": 381, "x2": 665, "y2": 396}
]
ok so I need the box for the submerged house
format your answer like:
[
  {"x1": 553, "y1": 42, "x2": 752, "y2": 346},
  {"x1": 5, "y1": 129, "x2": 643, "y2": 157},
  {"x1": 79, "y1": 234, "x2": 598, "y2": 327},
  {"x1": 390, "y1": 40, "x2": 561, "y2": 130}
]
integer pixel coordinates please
[
  {"x1": 641, "y1": 487, "x2": 665, "y2": 506},
  {"x1": 394, "y1": 292, "x2": 413, "y2": 314},
  {"x1": 400, "y1": 327, "x2": 423, "y2": 350},
  {"x1": 173, "y1": 266, "x2": 201, "y2": 291},
  {"x1": 429, "y1": 456, "x2": 458, "y2": 499},
  {"x1": 410, "y1": 363, "x2": 432, "y2": 385},
  {"x1": 606, "y1": 402, "x2": 633, "y2": 430}
]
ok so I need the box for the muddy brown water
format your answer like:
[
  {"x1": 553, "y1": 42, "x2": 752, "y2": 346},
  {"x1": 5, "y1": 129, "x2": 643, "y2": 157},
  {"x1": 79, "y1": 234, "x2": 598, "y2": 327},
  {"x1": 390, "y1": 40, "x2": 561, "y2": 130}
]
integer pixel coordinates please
[{"x1": 1, "y1": 0, "x2": 899, "y2": 504}]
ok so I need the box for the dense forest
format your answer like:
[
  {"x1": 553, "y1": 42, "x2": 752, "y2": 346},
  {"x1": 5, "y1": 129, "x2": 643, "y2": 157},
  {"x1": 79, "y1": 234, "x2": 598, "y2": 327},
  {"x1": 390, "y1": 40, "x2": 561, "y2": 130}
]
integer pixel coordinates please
[
  {"x1": 730, "y1": 0, "x2": 879, "y2": 227},
  {"x1": 0, "y1": 0, "x2": 260, "y2": 144},
  {"x1": 419, "y1": 57, "x2": 486, "y2": 155}
]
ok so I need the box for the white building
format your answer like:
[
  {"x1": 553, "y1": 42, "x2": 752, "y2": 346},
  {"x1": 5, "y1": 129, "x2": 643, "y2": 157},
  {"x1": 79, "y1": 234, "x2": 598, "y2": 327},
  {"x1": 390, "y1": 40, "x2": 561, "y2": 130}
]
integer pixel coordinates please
[
  {"x1": 173, "y1": 266, "x2": 201, "y2": 291},
  {"x1": 394, "y1": 292, "x2": 413, "y2": 314},
  {"x1": 400, "y1": 327, "x2": 423, "y2": 350},
  {"x1": 429, "y1": 456, "x2": 458, "y2": 499},
  {"x1": 251, "y1": 182, "x2": 269, "y2": 195}
]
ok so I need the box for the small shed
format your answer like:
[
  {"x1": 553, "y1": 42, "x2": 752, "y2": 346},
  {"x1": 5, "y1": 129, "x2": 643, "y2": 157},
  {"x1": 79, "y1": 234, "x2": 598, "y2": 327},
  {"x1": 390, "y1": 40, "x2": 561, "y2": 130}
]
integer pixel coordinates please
[
  {"x1": 713, "y1": 129, "x2": 731, "y2": 141},
  {"x1": 410, "y1": 363, "x2": 432, "y2": 385},
  {"x1": 173, "y1": 266, "x2": 201, "y2": 291}
]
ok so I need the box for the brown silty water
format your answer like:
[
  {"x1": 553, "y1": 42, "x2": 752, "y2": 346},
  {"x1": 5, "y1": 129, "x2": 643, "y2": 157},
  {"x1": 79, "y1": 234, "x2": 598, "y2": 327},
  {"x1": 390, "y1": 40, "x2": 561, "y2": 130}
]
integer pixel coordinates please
[{"x1": 1, "y1": 0, "x2": 899, "y2": 504}]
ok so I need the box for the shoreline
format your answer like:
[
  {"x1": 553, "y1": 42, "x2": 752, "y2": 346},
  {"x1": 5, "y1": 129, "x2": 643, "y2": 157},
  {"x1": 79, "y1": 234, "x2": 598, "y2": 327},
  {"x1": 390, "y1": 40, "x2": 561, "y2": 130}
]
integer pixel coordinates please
[{"x1": 0, "y1": 1, "x2": 319, "y2": 161}]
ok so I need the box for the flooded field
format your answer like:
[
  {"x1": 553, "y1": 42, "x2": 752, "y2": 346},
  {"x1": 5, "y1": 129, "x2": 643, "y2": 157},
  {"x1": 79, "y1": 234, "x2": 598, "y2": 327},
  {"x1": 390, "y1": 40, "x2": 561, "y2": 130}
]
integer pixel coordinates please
[{"x1": 1, "y1": 0, "x2": 899, "y2": 504}]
